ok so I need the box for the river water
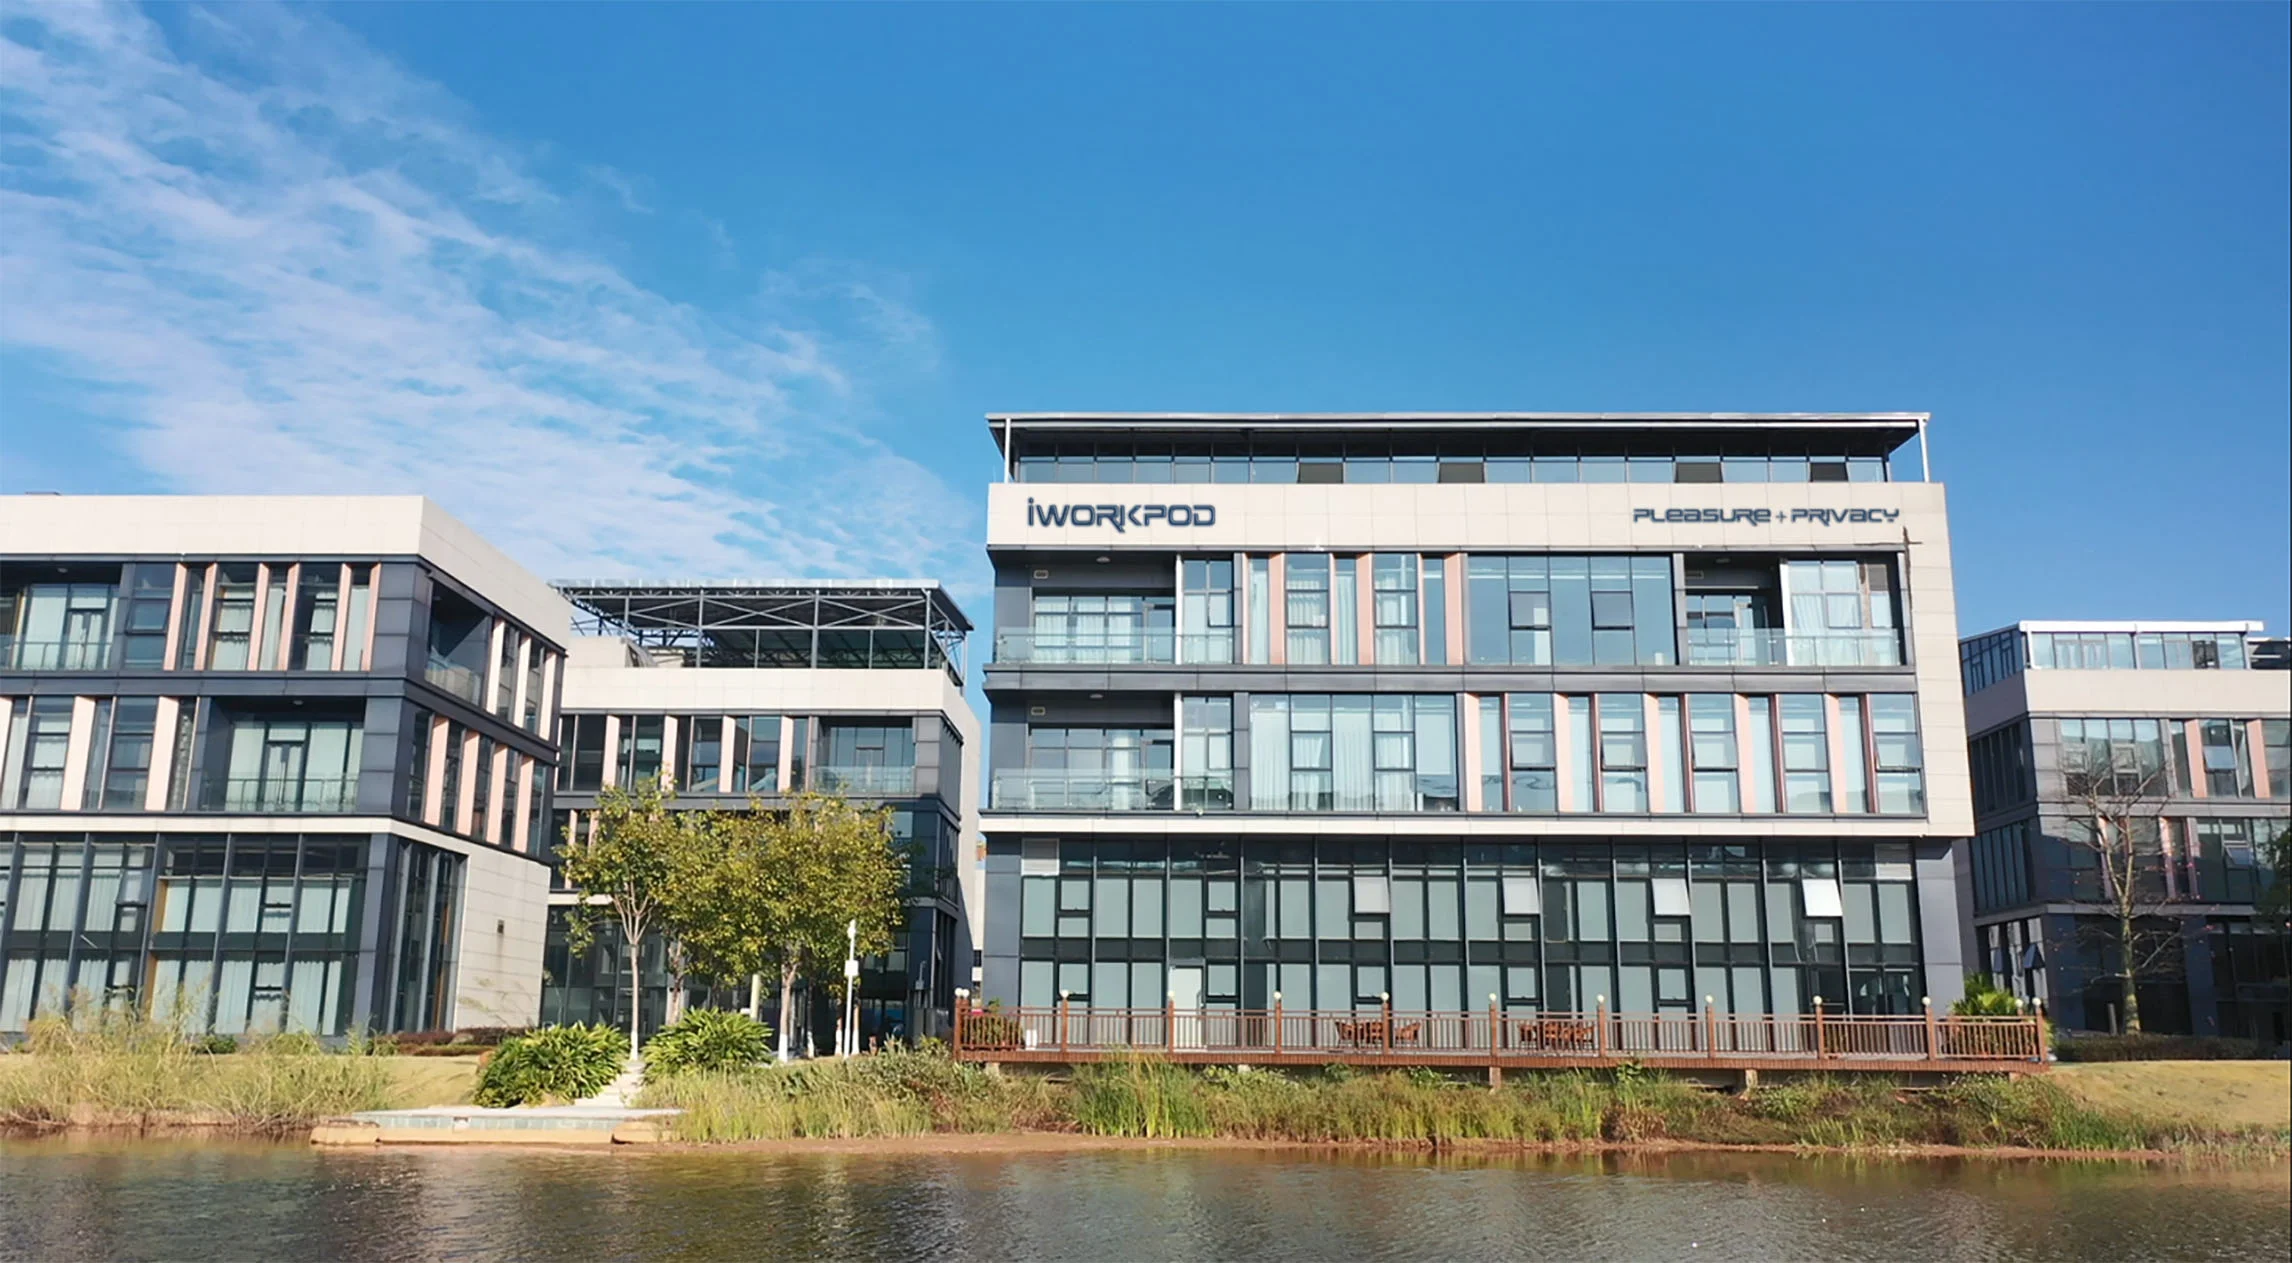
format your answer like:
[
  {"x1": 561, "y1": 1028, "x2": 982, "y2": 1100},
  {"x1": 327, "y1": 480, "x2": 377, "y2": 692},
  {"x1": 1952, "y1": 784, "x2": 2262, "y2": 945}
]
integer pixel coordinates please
[{"x1": 2, "y1": 1138, "x2": 2285, "y2": 1262}]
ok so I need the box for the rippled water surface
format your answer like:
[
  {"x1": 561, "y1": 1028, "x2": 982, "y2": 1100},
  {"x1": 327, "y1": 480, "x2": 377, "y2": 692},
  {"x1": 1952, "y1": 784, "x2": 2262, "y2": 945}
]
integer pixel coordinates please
[{"x1": 2, "y1": 1137, "x2": 2286, "y2": 1262}]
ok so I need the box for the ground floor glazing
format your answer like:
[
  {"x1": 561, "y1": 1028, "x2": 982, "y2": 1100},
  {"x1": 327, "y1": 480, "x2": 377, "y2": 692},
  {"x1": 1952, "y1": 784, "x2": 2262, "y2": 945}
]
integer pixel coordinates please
[{"x1": 986, "y1": 836, "x2": 1942, "y2": 1018}]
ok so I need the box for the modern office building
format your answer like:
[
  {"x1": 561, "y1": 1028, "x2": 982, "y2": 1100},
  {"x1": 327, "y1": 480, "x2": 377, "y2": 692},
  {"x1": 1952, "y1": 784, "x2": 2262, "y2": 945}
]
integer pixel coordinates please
[
  {"x1": 536, "y1": 581, "x2": 980, "y2": 1046},
  {"x1": 1961, "y1": 620, "x2": 2290, "y2": 1039},
  {"x1": 0, "y1": 496, "x2": 570, "y2": 1037},
  {"x1": 976, "y1": 412, "x2": 1976, "y2": 1025}
]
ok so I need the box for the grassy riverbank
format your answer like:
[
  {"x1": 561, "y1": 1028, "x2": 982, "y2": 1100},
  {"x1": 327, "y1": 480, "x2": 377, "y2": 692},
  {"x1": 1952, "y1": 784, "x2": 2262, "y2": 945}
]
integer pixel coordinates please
[
  {"x1": 634, "y1": 1051, "x2": 2290, "y2": 1155},
  {"x1": 0, "y1": 1018, "x2": 481, "y2": 1134}
]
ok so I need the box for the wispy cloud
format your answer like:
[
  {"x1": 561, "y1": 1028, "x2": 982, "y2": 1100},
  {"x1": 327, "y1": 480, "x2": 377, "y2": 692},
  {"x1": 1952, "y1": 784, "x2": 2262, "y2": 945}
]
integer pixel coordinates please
[
  {"x1": 0, "y1": 2, "x2": 973, "y2": 584},
  {"x1": 581, "y1": 163, "x2": 652, "y2": 215}
]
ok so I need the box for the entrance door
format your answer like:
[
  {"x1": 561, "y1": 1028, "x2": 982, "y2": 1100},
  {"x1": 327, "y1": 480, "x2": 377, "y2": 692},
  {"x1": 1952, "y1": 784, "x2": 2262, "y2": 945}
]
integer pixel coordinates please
[{"x1": 1168, "y1": 966, "x2": 1204, "y2": 1049}]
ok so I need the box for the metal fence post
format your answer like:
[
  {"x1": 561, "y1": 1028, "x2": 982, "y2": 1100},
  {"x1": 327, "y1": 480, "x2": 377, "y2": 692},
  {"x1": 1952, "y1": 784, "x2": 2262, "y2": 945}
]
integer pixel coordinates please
[
  {"x1": 1058, "y1": 990, "x2": 1070, "y2": 1057},
  {"x1": 1812, "y1": 996, "x2": 1826, "y2": 1063},
  {"x1": 1594, "y1": 995, "x2": 1609, "y2": 1060},
  {"x1": 1273, "y1": 992, "x2": 1284, "y2": 1055},
  {"x1": 1381, "y1": 992, "x2": 1393, "y2": 1053},
  {"x1": 1923, "y1": 995, "x2": 1939, "y2": 1062},
  {"x1": 1704, "y1": 997, "x2": 1717, "y2": 1060},
  {"x1": 1489, "y1": 993, "x2": 1502, "y2": 1057}
]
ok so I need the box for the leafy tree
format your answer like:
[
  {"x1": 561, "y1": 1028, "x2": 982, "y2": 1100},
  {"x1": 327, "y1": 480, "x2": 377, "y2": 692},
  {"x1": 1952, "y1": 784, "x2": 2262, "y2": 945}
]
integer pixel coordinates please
[
  {"x1": 557, "y1": 777, "x2": 695, "y2": 1059},
  {"x1": 2259, "y1": 826, "x2": 2292, "y2": 923},
  {"x1": 1950, "y1": 973, "x2": 2024, "y2": 1017},
  {"x1": 737, "y1": 793, "x2": 907, "y2": 1061}
]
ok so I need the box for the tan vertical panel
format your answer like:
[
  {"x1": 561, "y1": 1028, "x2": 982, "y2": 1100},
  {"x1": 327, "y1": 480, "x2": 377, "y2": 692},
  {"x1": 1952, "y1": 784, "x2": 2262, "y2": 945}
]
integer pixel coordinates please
[
  {"x1": 274, "y1": 563, "x2": 300, "y2": 670},
  {"x1": 537, "y1": 653, "x2": 558, "y2": 732},
  {"x1": 600, "y1": 715, "x2": 621, "y2": 788},
  {"x1": 483, "y1": 621, "x2": 506, "y2": 714},
  {"x1": 329, "y1": 564, "x2": 352, "y2": 672},
  {"x1": 717, "y1": 716, "x2": 736, "y2": 793},
  {"x1": 510, "y1": 636, "x2": 533, "y2": 727},
  {"x1": 1356, "y1": 555, "x2": 1377, "y2": 665},
  {"x1": 488, "y1": 746, "x2": 509, "y2": 843},
  {"x1": 513, "y1": 757, "x2": 535, "y2": 853},
  {"x1": 423, "y1": 716, "x2": 450, "y2": 825},
  {"x1": 2185, "y1": 720, "x2": 2208, "y2": 798},
  {"x1": 2246, "y1": 719, "x2": 2271, "y2": 799},
  {"x1": 59, "y1": 696, "x2": 98, "y2": 811},
  {"x1": 1735, "y1": 694, "x2": 1757, "y2": 812},
  {"x1": 145, "y1": 697, "x2": 181, "y2": 811},
  {"x1": 2161, "y1": 818, "x2": 2182, "y2": 900},
  {"x1": 1554, "y1": 696, "x2": 1578, "y2": 813},
  {"x1": 193, "y1": 564, "x2": 218, "y2": 669},
  {"x1": 1643, "y1": 694, "x2": 1669, "y2": 813},
  {"x1": 1445, "y1": 554, "x2": 1467, "y2": 664},
  {"x1": 1266, "y1": 554, "x2": 1286, "y2": 666},
  {"x1": 661, "y1": 715, "x2": 680, "y2": 791},
  {"x1": 777, "y1": 715, "x2": 796, "y2": 792},
  {"x1": 161, "y1": 563, "x2": 188, "y2": 670},
  {"x1": 1824, "y1": 695, "x2": 1850, "y2": 812},
  {"x1": 359, "y1": 566, "x2": 378, "y2": 670},
  {"x1": 245, "y1": 564, "x2": 271, "y2": 672},
  {"x1": 1461, "y1": 694, "x2": 1484, "y2": 812},
  {"x1": 456, "y1": 730, "x2": 480, "y2": 834}
]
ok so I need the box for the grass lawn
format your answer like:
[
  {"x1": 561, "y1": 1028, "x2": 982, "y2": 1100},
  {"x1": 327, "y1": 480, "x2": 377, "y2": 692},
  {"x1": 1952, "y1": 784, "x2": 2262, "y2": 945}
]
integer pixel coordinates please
[
  {"x1": 2052, "y1": 1061, "x2": 2291, "y2": 1132},
  {"x1": 379, "y1": 1055, "x2": 485, "y2": 1107}
]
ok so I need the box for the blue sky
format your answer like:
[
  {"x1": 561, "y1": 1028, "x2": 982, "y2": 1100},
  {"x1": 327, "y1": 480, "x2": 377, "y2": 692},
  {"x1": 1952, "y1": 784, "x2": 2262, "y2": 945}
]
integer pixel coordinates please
[{"x1": 3, "y1": 3, "x2": 2287, "y2": 637}]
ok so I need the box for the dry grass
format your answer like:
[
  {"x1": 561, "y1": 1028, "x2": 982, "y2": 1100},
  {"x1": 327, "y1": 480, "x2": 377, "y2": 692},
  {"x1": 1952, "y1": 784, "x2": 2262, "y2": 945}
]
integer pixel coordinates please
[{"x1": 2053, "y1": 1061, "x2": 2291, "y2": 1133}]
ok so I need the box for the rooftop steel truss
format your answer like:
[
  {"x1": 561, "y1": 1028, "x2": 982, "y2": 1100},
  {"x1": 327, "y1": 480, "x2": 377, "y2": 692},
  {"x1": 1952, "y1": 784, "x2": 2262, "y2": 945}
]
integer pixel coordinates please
[{"x1": 553, "y1": 581, "x2": 970, "y2": 681}]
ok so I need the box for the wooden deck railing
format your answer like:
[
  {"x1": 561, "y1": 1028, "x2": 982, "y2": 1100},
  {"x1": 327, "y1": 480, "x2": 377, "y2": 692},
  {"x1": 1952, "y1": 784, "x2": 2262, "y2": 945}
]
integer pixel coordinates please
[{"x1": 953, "y1": 997, "x2": 2046, "y2": 1072}]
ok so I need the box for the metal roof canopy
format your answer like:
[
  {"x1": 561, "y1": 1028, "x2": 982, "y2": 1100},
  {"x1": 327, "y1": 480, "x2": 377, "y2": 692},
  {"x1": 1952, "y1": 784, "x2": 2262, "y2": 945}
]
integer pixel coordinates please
[
  {"x1": 986, "y1": 412, "x2": 1929, "y2": 458},
  {"x1": 552, "y1": 580, "x2": 971, "y2": 680}
]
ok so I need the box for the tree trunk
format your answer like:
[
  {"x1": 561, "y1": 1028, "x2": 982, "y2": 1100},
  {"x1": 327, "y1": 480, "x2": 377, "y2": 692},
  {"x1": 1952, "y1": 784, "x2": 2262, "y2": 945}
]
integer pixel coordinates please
[
  {"x1": 2119, "y1": 912, "x2": 2144, "y2": 1034},
  {"x1": 748, "y1": 973, "x2": 763, "y2": 1022},
  {"x1": 776, "y1": 960, "x2": 799, "y2": 1062},
  {"x1": 626, "y1": 931, "x2": 644, "y2": 1059}
]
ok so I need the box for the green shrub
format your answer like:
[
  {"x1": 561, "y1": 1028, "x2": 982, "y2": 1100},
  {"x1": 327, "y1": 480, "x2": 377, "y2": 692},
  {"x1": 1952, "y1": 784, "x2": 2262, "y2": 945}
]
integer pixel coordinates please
[
  {"x1": 1950, "y1": 974, "x2": 2025, "y2": 1018},
  {"x1": 196, "y1": 1034, "x2": 238, "y2": 1055},
  {"x1": 644, "y1": 1009, "x2": 773, "y2": 1079},
  {"x1": 2055, "y1": 1033, "x2": 2275, "y2": 1062},
  {"x1": 472, "y1": 1024, "x2": 625, "y2": 1107}
]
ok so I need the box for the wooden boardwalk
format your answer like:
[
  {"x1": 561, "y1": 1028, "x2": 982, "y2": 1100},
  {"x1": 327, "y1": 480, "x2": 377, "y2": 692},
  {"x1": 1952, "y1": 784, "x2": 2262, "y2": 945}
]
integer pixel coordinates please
[{"x1": 953, "y1": 1000, "x2": 2047, "y2": 1076}]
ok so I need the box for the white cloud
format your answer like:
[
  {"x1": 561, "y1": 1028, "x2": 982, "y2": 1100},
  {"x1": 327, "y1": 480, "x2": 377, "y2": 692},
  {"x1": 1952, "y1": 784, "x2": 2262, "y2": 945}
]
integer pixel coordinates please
[
  {"x1": 581, "y1": 163, "x2": 652, "y2": 215},
  {"x1": 0, "y1": 1, "x2": 976, "y2": 585}
]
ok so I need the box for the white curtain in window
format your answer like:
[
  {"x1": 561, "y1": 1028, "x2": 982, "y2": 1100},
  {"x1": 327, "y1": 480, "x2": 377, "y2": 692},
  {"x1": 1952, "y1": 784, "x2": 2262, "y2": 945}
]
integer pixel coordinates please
[
  {"x1": 1332, "y1": 696, "x2": 1375, "y2": 810},
  {"x1": 1249, "y1": 696, "x2": 1290, "y2": 810}
]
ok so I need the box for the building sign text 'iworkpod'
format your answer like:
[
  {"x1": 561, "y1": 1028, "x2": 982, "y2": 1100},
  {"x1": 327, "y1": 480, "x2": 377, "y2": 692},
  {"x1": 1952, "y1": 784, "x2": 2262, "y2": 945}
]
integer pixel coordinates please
[{"x1": 1026, "y1": 499, "x2": 1217, "y2": 530}]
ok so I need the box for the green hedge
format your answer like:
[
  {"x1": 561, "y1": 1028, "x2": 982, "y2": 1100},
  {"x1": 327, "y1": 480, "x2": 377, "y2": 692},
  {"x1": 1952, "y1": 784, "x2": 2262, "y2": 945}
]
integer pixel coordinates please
[
  {"x1": 644, "y1": 1010, "x2": 774, "y2": 1079},
  {"x1": 472, "y1": 1024, "x2": 626, "y2": 1106},
  {"x1": 2055, "y1": 1033, "x2": 2280, "y2": 1062}
]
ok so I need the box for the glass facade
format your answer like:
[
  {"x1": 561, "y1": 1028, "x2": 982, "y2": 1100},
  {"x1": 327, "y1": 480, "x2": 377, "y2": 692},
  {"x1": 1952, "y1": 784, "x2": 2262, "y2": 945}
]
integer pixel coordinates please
[
  {"x1": 1014, "y1": 837, "x2": 1926, "y2": 1017},
  {"x1": 1011, "y1": 438, "x2": 1905, "y2": 485},
  {"x1": 0, "y1": 831, "x2": 468, "y2": 1037}
]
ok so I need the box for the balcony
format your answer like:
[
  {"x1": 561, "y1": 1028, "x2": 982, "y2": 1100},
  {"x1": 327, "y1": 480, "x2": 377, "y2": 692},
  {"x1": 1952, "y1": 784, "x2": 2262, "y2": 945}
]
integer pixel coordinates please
[
  {"x1": 989, "y1": 770, "x2": 1236, "y2": 812},
  {"x1": 991, "y1": 769, "x2": 1174, "y2": 811},
  {"x1": 810, "y1": 764, "x2": 918, "y2": 796},
  {"x1": 1683, "y1": 629, "x2": 1904, "y2": 668},
  {"x1": 203, "y1": 777, "x2": 359, "y2": 813},
  {"x1": 992, "y1": 630, "x2": 1238, "y2": 666},
  {"x1": 423, "y1": 654, "x2": 486, "y2": 705},
  {"x1": 1, "y1": 636, "x2": 113, "y2": 671}
]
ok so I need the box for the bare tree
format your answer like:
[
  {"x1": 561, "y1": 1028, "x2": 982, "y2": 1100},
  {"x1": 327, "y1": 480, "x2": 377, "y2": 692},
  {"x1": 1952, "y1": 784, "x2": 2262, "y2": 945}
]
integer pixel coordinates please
[{"x1": 2055, "y1": 733, "x2": 2182, "y2": 1034}]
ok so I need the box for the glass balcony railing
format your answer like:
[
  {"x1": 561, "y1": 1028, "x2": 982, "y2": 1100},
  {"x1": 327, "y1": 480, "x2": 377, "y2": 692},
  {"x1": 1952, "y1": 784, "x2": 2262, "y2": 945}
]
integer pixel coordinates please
[
  {"x1": 423, "y1": 654, "x2": 486, "y2": 705},
  {"x1": 991, "y1": 769, "x2": 1176, "y2": 811},
  {"x1": 1682, "y1": 629, "x2": 1904, "y2": 668},
  {"x1": 203, "y1": 777, "x2": 359, "y2": 813},
  {"x1": 1, "y1": 636, "x2": 113, "y2": 671},
  {"x1": 988, "y1": 770, "x2": 1237, "y2": 812},
  {"x1": 992, "y1": 630, "x2": 1238, "y2": 666},
  {"x1": 809, "y1": 765, "x2": 918, "y2": 796}
]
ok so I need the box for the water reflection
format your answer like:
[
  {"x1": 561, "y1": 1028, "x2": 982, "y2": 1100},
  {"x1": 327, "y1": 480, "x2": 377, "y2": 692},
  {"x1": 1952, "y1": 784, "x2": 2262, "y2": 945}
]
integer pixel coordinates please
[{"x1": 2, "y1": 1138, "x2": 2285, "y2": 1263}]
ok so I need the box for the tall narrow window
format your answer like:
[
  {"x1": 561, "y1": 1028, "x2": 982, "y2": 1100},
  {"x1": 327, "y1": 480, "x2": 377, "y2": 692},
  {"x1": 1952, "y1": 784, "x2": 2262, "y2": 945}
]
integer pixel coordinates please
[
  {"x1": 340, "y1": 566, "x2": 373, "y2": 671},
  {"x1": 1372, "y1": 555, "x2": 1419, "y2": 664},
  {"x1": 407, "y1": 708, "x2": 434, "y2": 818},
  {"x1": 2265, "y1": 719, "x2": 2291, "y2": 801},
  {"x1": 1745, "y1": 697, "x2": 1778, "y2": 812},
  {"x1": 686, "y1": 715, "x2": 723, "y2": 792},
  {"x1": 290, "y1": 570, "x2": 341, "y2": 670},
  {"x1": 1421, "y1": 557, "x2": 1448, "y2": 666},
  {"x1": 1688, "y1": 695, "x2": 1740, "y2": 812},
  {"x1": 1565, "y1": 696, "x2": 1595, "y2": 812},
  {"x1": 1180, "y1": 696, "x2": 1233, "y2": 809},
  {"x1": 1597, "y1": 694, "x2": 1648, "y2": 811},
  {"x1": 259, "y1": 568, "x2": 290, "y2": 668},
  {"x1": 100, "y1": 697, "x2": 160, "y2": 809},
  {"x1": 1246, "y1": 557, "x2": 1271, "y2": 664},
  {"x1": 1656, "y1": 696, "x2": 1685, "y2": 813},
  {"x1": 2200, "y1": 719, "x2": 2252, "y2": 797},
  {"x1": 1506, "y1": 694, "x2": 1557, "y2": 813},
  {"x1": 1871, "y1": 695, "x2": 1925, "y2": 814},
  {"x1": 120, "y1": 566, "x2": 174, "y2": 669},
  {"x1": 1837, "y1": 697, "x2": 1869, "y2": 813},
  {"x1": 175, "y1": 565, "x2": 209, "y2": 669},
  {"x1": 1477, "y1": 696, "x2": 1503, "y2": 811},
  {"x1": 1181, "y1": 559, "x2": 1236, "y2": 665},
  {"x1": 11, "y1": 697, "x2": 74, "y2": 808},
  {"x1": 1779, "y1": 695, "x2": 1831, "y2": 813},
  {"x1": 495, "y1": 632, "x2": 519, "y2": 719},
  {"x1": 730, "y1": 715, "x2": 782, "y2": 793},
  {"x1": 1284, "y1": 555, "x2": 1331, "y2": 665},
  {"x1": 208, "y1": 564, "x2": 259, "y2": 670},
  {"x1": 523, "y1": 649, "x2": 546, "y2": 731},
  {"x1": 1333, "y1": 557, "x2": 1359, "y2": 664}
]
